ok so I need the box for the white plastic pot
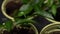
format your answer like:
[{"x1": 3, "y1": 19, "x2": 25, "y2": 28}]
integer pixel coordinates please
[
  {"x1": 1, "y1": 23, "x2": 38, "y2": 34},
  {"x1": 40, "y1": 22, "x2": 60, "y2": 34},
  {"x1": 1, "y1": 0, "x2": 15, "y2": 21}
]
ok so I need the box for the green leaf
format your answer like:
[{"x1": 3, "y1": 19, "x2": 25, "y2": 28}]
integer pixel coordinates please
[
  {"x1": 5, "y1": 20, "x2": 13, "y2": 31},
  {"x1": 34, "y1": 5, "x2": 54, "y2": 19},
  {"x1": 59, "y1": 0, "x2": 60, "y2": 4},
  {"x1": 51, "y1": 4, "x2": 57, "y2": 16},
  {"x1": 16, "y1": 19, "x2": 29, "y2": 25},
  {"x1": 32, "y1": 0, "x2": 40, "y2": 4},
  {"x1": 31, "y1": 0, "x2": 45, "y2": 7},
  {"x1": 15, "y1": 16, "x2": 34, "y2": 24},
  {"x1": 17, "y1": 3, "x2": 33, "y2": 17},
  {"x1": 44, "y1": 0, "x2": 53, "y2": 7},
  {"x1": 39, "y1": 0, "x2": 45, "y2": 4},
  {"x1": 22, "y1": 0, "x2": 30, "y2": 4},
  {"x1": 37, "y1": 11, "x2": 54, "y2": 19},
  {"x1": 0, "y1": 24, "x2": 4, "y2": 28},
  {"x1": 39, "y1": 0, "x2": 45, "y2": 7},
  {"x1": 34, "y1": 0, "x2": 39, "y2": 4}
]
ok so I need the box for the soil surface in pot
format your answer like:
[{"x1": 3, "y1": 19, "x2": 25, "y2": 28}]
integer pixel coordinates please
[
  {"x1": 6, "y1": 0, "x2": 23, "y2": 17},
  {"x1": 49, "y1": 31, "x2": 60, "y2": 34},
  {"x1": 3, "y1": 26, "x2": 35, "y2": 34}
]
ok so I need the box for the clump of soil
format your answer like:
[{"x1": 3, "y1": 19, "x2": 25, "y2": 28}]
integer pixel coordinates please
[
  {"x1": 49, "y1": 31, "x2": 60, "y2": 34},
  {"x1": 6, "y1": 0, "x2": 23, "y2": 17},
  {"x1": 3, "y1": 26, "x2": 35, "y2": 34}
]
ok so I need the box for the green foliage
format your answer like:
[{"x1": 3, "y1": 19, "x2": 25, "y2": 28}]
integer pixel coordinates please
[
  {"x1": 4, "y1": 20, "x2": 13, "y2": 31},
  {"x1": 44, "y1": 0, "x2": 53, "y2": 7},
  {"x1": 1, "y1": 0, "x2": 60, "y2": 32},
  {"x1": 0, "y1": 24, "x2": 4, "y2": 28},
  {"x1": 15, "y1": 16, "x2": 35, "y2": 25},
  {"x1": 22, "y1": 0, "x2": 31, "y2": 4},
  {"x1": 51, "y1": 4, "x2": 57, "y2": 16},
  {"x1": 17, "y1": 0, "x2": 59, "y2": 19},
  {"x1": 17, "y1": 3, "x2": 33, "y2": 17}
]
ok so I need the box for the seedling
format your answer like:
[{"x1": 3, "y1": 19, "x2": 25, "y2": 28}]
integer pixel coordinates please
[{"x1": 1, "y1": 0, "x2": 60, "y2": 34}]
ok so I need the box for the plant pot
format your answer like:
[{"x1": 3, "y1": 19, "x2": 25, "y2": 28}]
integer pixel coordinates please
[
  {"x1": 46, "y1": 18, "x2": 60, "y2": 23},
  {"x1": 40, "y1": 22, "x2": 60, "y2": 34},
  {"x1": 1, "y1": 23, "x2": 38, "y2": 34},
  {"x1": 39, "y1": 4, "x2": 60, "y2": 34},
  {"x1": 1, "y1": 0, "x2": 23, "y2": 21}
]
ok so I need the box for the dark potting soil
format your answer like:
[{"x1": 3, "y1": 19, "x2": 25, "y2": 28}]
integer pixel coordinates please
[
  {"x1": 6, "y1": 0, "x2": 23, "y2": 17},
  {"x1": 3, "y1": 27, "x2": 35, "y2": 34},
  {"x1": 49, "y1": 31, "x2": 60, "y2": 34}
]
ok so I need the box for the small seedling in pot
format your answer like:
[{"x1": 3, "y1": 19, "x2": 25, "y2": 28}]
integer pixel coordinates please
[{"x1": 1, "y1": 0, "x2": 60, "y2": 34}]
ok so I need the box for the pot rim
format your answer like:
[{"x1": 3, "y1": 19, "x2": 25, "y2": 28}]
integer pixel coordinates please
[
  {"x1": 45, "y1": 29, "x2": 60, "y2": 34},
  {"x1": 46, "y1": 18, "x2": 60, "y2": 23},
  {"x1": 27, "y1": 23, "x2": 38, "y2": 34},
  {"x1": 1, "y1": 23, "x2": 38, "y2": 34},
  {"x1": 16, "y1": 23, "x2": 38, "y2": 34},
  {"x1": 40, "y1": 22, "x2": 60, "y2": 34},
  {"x1": 1, "y1": 0, "x2": 15, "y2": 21}
]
